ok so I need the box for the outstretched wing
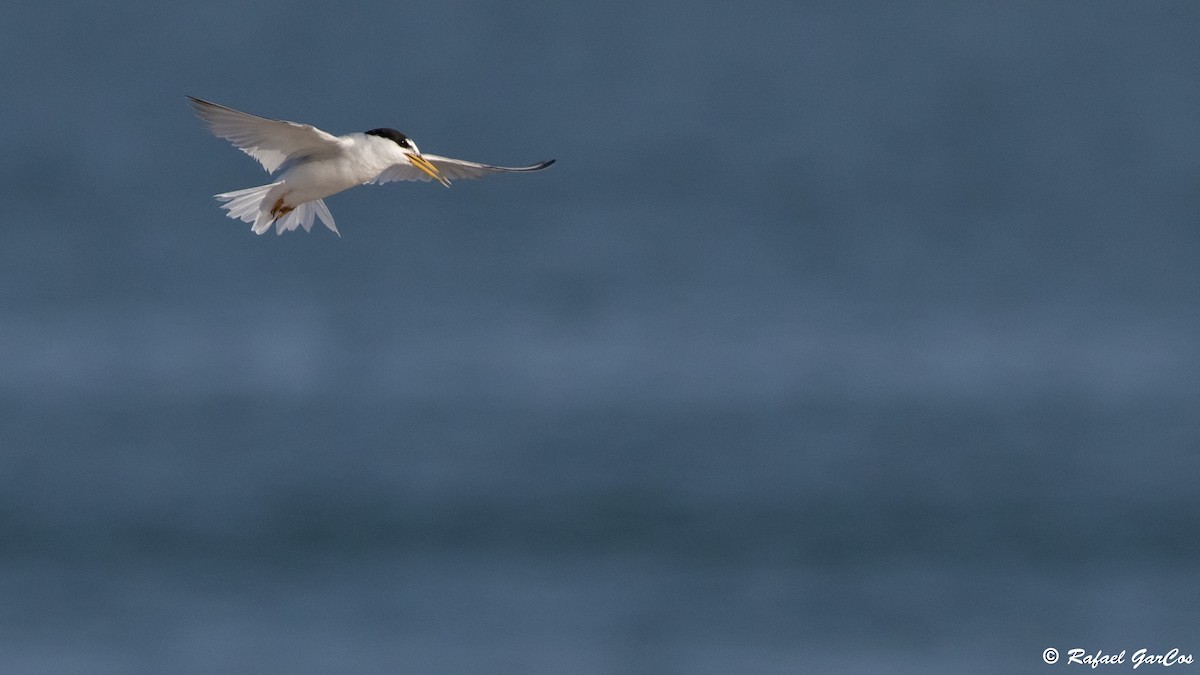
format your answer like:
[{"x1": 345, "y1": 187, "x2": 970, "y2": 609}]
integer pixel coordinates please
[
  {"x1": 188, "y1": 97, "x2": 345, "y2": 174},
  {"x1": 370, "y1": 155, "x2": 555, "y2": 185}
]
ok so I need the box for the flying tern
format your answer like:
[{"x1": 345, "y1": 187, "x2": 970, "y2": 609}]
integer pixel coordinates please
[{"x1": 188, "y1": 97, "x2": 555, "y2": 236}]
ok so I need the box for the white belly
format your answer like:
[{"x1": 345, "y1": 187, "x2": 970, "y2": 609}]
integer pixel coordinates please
[
  {"x1": 271, "y1": 133, "x2": 404, "y2": 207},
  {"x1": 278, "y1": 156, "x2": 375, "y2": 204}
]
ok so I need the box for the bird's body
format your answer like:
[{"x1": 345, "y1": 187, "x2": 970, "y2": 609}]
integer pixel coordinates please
[{"x1": 188, "y1": 97, "x2": 554, "y2": 235}]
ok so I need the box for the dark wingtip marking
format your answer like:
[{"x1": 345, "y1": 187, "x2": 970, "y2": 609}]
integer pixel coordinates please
[{"x1": 519, "y1": 159, "x2": 555, "y2": 171}]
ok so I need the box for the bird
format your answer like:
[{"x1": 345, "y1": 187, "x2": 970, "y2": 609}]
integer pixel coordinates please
[{"x1": 187, "y1": 96, "x2": 555, "y2": 236}]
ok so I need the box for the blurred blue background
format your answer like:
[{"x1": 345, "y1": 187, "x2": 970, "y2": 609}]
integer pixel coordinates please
[{"x1": 2, "y1": 1, "x2": 1199, "y2": 672}]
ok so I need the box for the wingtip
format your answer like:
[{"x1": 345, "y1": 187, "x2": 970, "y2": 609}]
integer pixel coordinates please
[
  {"x1": 186, "y1": 96, "x2": 228, "y2": 114},
  {"x1": 186, "y1": 96, "x2": 213, "y2": 114}
]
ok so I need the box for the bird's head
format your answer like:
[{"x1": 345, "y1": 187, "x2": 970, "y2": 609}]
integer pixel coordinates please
[{"x1": 365, "y1": 128, "x2": 450, "y2": 187}]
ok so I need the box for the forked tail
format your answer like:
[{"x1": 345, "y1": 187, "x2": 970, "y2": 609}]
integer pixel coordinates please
[{"x1": 214, "y1": 182, "x2": 339, "y2": 236}]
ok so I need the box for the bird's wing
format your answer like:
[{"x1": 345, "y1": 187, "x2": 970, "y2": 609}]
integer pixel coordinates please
[
  {"x1": 188, "y1": 97, "x2": 345, "y2": 174},
  {"x1": 370, "y1": 155, "x2": 556, "y2": 185}
]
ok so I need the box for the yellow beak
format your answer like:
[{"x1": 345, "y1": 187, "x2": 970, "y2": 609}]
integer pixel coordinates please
[{"x1": 408, "y1": 153, "x2": 451, "y2": 188}]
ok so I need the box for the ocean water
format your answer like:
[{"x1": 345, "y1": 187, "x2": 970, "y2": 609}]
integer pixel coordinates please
[{"x1": 2, "y1": 2, "x2": 1199, "y2": 673}]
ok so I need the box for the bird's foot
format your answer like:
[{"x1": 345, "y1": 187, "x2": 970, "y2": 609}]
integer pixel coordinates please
[{"x1": 270, "y1": 197, "x2": 294, "y2": 219}]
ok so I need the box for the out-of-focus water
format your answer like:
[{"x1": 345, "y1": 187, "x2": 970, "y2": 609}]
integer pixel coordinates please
[{"x1": 2, "y1": 2, "x2": 1199, "y2": 672}]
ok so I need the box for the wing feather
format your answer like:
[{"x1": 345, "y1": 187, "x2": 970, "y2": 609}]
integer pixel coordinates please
[{"x1": 188, "y1": 97, "x2": 344, "y2": 174}]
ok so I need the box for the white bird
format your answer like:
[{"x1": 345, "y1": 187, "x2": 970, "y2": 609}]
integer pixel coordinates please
[{"x1": 188, "y1": 97, "x2": 555, "y2": 236}]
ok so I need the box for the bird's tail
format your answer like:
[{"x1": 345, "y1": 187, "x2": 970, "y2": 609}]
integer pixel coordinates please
[
  {"x1": 214, "y1": 182, "x2": 339, "y2": 236},
  {"x1": 214, "y1": 182, "x2": 281, "y2": 234}
]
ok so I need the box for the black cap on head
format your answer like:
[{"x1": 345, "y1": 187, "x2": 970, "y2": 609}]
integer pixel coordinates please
[{"x1": 365, "y1": 128, "x2": 413, "y2": 149}]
